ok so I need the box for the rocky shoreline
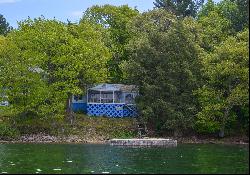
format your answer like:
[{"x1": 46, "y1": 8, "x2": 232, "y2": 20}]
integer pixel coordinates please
[
  {"x1": 0, "y1": 133, "x2": 108, "y2": 144},
  {"x1": 177, "y1": 136, "x2": 249, "y2": 145},
  {"x1": 0, "y1": 133, "x2": 249, "y2": 145}
]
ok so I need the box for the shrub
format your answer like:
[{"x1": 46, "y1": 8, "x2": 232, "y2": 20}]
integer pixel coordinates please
[{"x1": 0, "y1": 122, "x2": 20, "y2": 140}]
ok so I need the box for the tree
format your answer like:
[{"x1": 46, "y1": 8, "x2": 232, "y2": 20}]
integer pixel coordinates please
[
  {"x1": 218, "y1": 0, "x2": 249, "y2": 32},
  {"x1": 0, "y1": 17, "x2": 110, "y2": 122},
  {"x1": 198, "y1": 0, "x2": 249, "y2": 51},
  {"x1": 235, "y1": 0, "x2": 249, "y2": 31},
  {"x1": 153, "y1": 0, "x2": 204, "y2": 18},
  {"x1": 0, "y1": 14, "x2": 12, "y2": 36},
  {"x1": 121, "y1": 9, "x2": 203, "y2": 136},
  {"x1": 195, "y1": 30, "x2": 249, "y2": 137},
  {"x1": 197, "y1": 0, "x2": 233, "y2": 51},
  {"x1": 81, "y1": 5, "x2": 139, "y2": 82}
]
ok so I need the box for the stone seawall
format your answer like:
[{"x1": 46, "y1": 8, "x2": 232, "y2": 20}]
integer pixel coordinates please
[{"x1": 109, "y1": 138, "x2": 177, "y2": 147}]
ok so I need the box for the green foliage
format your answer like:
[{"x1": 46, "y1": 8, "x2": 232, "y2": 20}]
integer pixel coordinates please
[
  {"x1": 0, "y1": 17, "x2": 110, "y2": 119},
  {"x1": 122, "y1": 9, "x2": 203, "y2": 136},
  {"x1": 198, "y1": 0, "x2": 233, "y2": 51},
  {"x1": 59, "y1": 114, "x2": 137, "y2": 139},
  {"x1": 111, "y1": 130, "x2": 136, "y2": 139},
  {"x1": 218, "y1": 0, "x2": 249, "y2": 32},
  {"x1": 0, "y1": 122, "x2": 20, "y2": 140},
  {"x1": 0, "y1": 14, "x2": 12, "y2": 36},
  {"x1": 195, "y1": 29, "x2": 249, "y2": 136},
  {"x1": 198, "y1": 0, "x2": 249, "y2": 51},
  {"x1": 0, "y1": 1, "x2": 249, "y2": 139},
  {"x1": 81, "y1": 5, "x2": 139, "y2": 82},
  {"x1": 11, "y1": 115, "x2": 65, "y2": 135},
  {"x1": 154, "y1": 0, "x2": 204, "y2": 18}
]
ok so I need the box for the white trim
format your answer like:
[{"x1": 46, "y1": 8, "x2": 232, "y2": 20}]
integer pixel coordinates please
[
  {"x1": 72, "y1": 100, "x2": 85, "y2": 104},
  {"x1": 88, "y1": 102, "x2": 125, "y2": 105},
  {"x1": 87, "y1": 102, "x2": 136, "y2": 105},
  {"x1": 99, "y1": 91, "x2": 101, "y2": 103},
  {"x1": 112, "y1": 91, "x2": 114, "y2": 103},
  {"x1": 87, "y1": 89, "x2": 88, "y2": 104}
]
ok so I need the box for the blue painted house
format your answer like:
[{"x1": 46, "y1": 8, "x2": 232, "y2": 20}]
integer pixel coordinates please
[{"x1": 72, "y1": 83, "x2": 138, "y2": 117}]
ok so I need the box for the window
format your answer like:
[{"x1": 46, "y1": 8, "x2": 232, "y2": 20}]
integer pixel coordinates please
[
  {"x1": 73, "y1": 95, "x2": 83, "y2": 102},
  {"x1": 101, "y1": 91, "x2": 113, "y2": 103},
  {"x1": 88, "y1": 90, "x2": 101, "y2": 103}
]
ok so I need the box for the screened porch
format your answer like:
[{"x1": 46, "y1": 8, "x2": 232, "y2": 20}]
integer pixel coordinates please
[{"x1": 87, "y1": 90, "x2": 137, "y2": 104}]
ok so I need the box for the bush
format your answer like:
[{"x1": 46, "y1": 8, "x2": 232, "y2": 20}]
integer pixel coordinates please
[
  {"x1": 0, "y1": 122, "x2": 20, "y2": 140},
  {"x1": 111, "y1": 130, "x2": 137, "y2": 139}
]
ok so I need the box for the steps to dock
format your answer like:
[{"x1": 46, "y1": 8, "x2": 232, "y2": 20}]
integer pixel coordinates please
[{"x1": 109, "y1": 138, "x2": 177, "y2": 147}]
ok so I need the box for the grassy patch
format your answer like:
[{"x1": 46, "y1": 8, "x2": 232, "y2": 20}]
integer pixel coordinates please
[
  {"x1": 63, "y1": 114, "x2": 138, "y2": 139},
  {"x1": 0, "y1": 113, "x2": 138, "y2": 140}
]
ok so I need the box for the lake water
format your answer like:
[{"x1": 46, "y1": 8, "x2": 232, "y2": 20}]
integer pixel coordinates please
[{"x1": 0, "y1": 143, "x2": 248, "y2": 174}]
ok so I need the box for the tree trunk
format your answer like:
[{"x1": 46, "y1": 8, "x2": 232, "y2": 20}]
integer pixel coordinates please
[
  {"x1": 219, "y1": 108, "x2": 229, "y2": 138},
  {"x1": 66, "y1": 93, "x2": 74, "y2": 125},
  {"x1": 219, "y1": 125, "x2": 225, "y2": 138}
]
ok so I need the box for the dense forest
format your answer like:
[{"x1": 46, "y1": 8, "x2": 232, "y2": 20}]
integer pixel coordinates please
[{"x1": 0, "y1": 0, "x2": 249, "y2": 139}]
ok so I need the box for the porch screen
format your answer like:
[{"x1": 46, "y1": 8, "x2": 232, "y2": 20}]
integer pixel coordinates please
[
  {"x1": 101, "y1": 91, "x2": 113, "y2": 103},
  {"x1": 88, "y1": 90, "x2": 100, "y2": 103}
]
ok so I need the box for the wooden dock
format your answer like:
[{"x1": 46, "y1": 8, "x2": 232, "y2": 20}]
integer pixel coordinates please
[{"x1": 109, "y1": 138, "x2": 177, "y2": 147}]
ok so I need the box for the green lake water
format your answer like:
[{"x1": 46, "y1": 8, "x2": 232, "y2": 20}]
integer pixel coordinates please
[{"x1": 0, "y1": 143, "x2": 248, "y2": 174}]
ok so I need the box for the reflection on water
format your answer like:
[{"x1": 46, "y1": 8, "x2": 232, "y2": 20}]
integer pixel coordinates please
[{"x1": 0, "y1": 143, "x2": 248, "y2": 174}]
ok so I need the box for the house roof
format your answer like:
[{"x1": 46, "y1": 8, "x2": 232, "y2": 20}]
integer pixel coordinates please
[{"x1": 89, "y1": 83, "x2": 138, "y2": 92}]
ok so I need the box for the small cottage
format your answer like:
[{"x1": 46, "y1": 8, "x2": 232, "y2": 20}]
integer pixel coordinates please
[{"x1": 72, "y1": 83, "x2": 138, "y2": 117}]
